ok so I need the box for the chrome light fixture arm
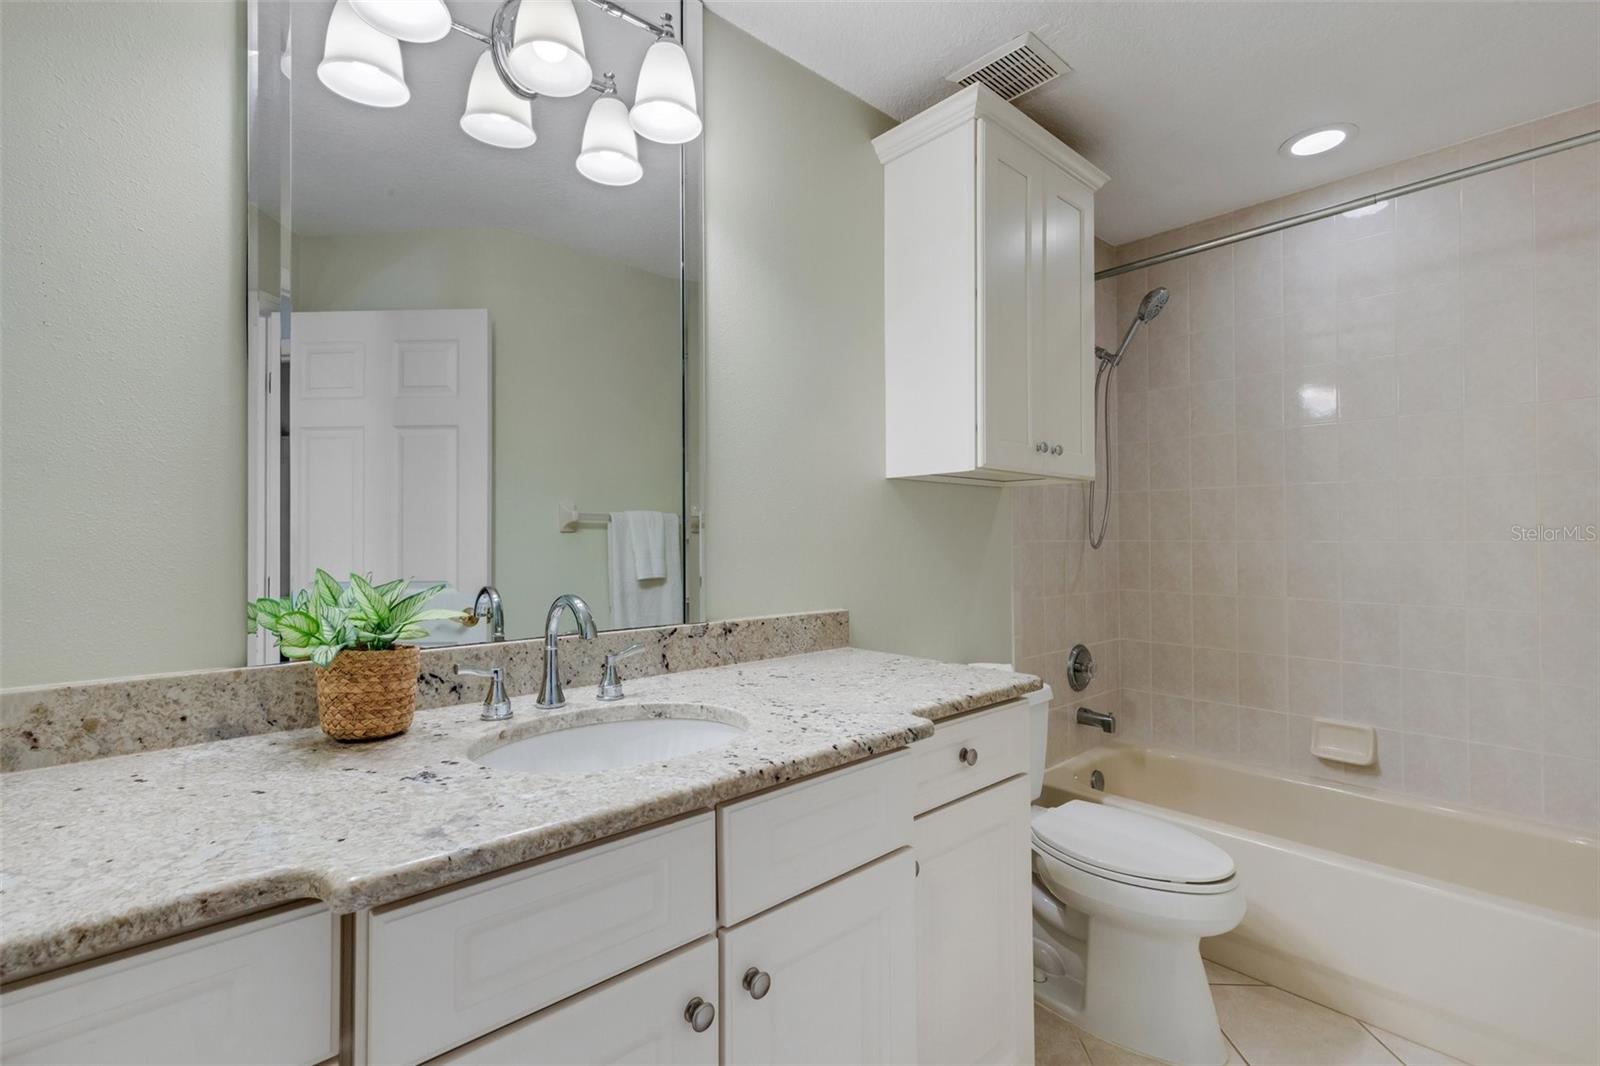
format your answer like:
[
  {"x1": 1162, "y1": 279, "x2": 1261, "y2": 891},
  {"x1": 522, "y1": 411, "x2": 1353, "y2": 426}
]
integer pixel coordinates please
[{"x1": 449, "y1": 1, "x2": 632, "y2": 100}]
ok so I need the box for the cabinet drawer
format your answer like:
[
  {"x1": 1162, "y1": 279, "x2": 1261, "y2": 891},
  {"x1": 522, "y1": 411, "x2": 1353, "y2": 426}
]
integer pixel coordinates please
[
  {"x1": 718, "y1": 752, "x2": 911, "y2": 926},
  {"x1": 367, "y1": 813, "x2": 716, "y2": 1065},
  {"x1": 911, "y1": 700, "x2": 1029, "y2": 814},
  {"x1": 0, "y1": 904, "x2": 336, "y2": 1066},
  {"x1": 719, "y1": 849, "x2": 916, "y2": 1066},
  {"x1": 432, "y1": 937, "x2": 719, "y2": 1065}
]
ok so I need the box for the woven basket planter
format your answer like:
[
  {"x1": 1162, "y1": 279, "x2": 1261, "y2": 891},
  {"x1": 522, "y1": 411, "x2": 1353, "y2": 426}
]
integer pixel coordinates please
[{"x1": 314, "y1": 646, "x2": 420, "y2": 741}]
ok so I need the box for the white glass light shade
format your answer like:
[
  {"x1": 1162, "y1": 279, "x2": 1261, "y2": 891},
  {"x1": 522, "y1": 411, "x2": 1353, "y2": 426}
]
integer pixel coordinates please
[
  {"x1": 508, "y1": 0, "x2": 592, "y2": 97},
  {"x1": 629, "y1": 40, "x2": 701, "y2": 144},
  {"x1": 576, "y1": 97, "x2": 642, "y2": 186},
  {"x1": 460, "y1": 51, "x2": 536, "y2": 148},
  {"x1": 349, "y1": 0, "x2": 452, "y2": 43},
  {"x1": 319, "y1": 0, "x2": 410, "y2": 107}
]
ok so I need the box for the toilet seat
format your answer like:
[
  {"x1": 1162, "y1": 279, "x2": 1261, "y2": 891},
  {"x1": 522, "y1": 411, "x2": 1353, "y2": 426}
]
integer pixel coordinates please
[{"x1": 1031, "y1": 801, "x2": 1235, "y2": 895}]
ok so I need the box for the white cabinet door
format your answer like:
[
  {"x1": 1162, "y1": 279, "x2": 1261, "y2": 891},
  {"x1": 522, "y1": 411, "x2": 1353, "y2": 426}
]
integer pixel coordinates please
[
  {"x1": 976, "y1": 118, "x2": 1096, "y2": 482},
  {"x1": 914, "y1": 776, "x2": 1034, "y2": 1066},
  {"x1": 434, "y1": 938, "x2": 719, "y2": 1066},
  {"x1": 978, "y1": 119, "x2": 1049, "y2": 478},
  {"x1": 1037, "y1": 165, "x2": 1096, "y2": 480},
  {"x1": 720, "y1": 850, "x2": 916, "y2": 1066}
]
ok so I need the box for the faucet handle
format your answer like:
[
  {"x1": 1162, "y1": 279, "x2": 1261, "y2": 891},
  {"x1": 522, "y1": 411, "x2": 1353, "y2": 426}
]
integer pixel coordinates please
[
  {"x1": 597, "y1": 643, "x2": 646, "y2": 702},
  {"x1": 455, "y1": 664, "x2": 512, "y2": 721}
]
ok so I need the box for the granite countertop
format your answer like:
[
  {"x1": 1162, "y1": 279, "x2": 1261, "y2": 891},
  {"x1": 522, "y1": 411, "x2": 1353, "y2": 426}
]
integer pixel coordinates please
[{"x1": 0, "y1": 648, "x2": 1039, "y2": 981}]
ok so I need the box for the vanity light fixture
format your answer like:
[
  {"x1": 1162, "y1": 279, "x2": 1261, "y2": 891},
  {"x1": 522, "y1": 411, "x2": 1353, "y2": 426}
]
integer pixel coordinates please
[
  {"x1": 317, "y1": 0, "x2": 700, "y2": 185},
  {"x1": 1280, "y1": 123, "x2": 1358, "y2": 158},
  {"x1": 509, "y1": 0, "x2": 593, "y2": 96},
  {"x1": 577, "y1": 95, "x2": 643, "y2": 185},
  {"x1": 318, "y1": 0, "x2": 411, "y2": 108},
  {"x1": 349, "y1": 0, "x2": 452, "y2": 43},
  {"x1": 630, "y1": 39, "x2": 700, "y2": 143},
  {"x1": 461, "y1": 50, "x2": 538, "y2": 148}
]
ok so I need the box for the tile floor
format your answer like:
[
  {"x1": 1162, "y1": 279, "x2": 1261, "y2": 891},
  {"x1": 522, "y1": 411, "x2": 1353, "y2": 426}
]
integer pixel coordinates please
[{"x1": 1035, "y1": 958, "x2": 1468, "y2": 1066}]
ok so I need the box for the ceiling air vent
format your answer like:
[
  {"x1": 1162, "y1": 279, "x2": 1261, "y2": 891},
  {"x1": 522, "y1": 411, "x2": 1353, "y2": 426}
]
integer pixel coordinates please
[{"x1": 945, "y1": 32, "x2": 1070, "y2": 101}]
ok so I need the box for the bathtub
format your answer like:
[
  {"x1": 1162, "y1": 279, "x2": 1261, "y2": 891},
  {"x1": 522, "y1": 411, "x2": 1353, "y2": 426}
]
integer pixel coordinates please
[{"x1": 1041, "y1": 747, "x2": 1600, "y2": 1066}]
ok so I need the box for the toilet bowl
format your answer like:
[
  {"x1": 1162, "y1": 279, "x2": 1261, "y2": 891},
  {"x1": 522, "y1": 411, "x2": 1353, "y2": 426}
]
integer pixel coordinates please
[{"x1": 1017, "y1": 686, "x2": 1244, "y2": 1066}]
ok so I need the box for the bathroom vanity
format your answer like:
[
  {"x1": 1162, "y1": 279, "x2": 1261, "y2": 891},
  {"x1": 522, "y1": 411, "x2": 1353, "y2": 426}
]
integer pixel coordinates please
[{"x1": 0, "y1": 649, "x2": 1040, "y2": 1066}]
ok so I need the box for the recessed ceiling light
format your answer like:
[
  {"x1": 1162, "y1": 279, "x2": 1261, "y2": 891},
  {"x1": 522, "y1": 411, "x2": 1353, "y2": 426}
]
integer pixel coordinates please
[{"x1": 1280, "y1": 123, "x2": 1358, "y2": 158}]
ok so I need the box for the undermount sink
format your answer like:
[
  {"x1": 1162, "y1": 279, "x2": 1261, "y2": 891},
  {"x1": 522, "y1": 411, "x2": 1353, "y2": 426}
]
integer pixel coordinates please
[{"x1": 473, "y1": 705, "x2": 746, "y2": 775}]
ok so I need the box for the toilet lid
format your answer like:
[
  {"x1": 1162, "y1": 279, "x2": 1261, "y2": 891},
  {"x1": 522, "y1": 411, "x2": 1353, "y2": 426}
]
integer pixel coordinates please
[{"x1": 1031, "y1": 801, "x2": 1235, "y2": 885}]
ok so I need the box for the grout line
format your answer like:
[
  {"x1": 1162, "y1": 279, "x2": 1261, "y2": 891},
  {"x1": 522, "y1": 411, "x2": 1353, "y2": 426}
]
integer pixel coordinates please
[
  {"x1": 1358, "y1": 1020, "x2": 1413, "y2": 1066},
  {"x1": 1221, "y1": 1029, "x2": 1251, "y2": 1066}
]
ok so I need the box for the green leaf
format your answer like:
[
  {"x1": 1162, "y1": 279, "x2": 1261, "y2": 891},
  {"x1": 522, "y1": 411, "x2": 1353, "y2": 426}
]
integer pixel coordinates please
[
  {"x1": 309, "y1": 644, "x2": 340, "y2": 668},
  {"x1": 280, "y1": 644, "x2": 314, "y2": 661},
  {"x1": 274, "y1": 610, "x2": 321, "y2": 649},
  {"x1": 374, "y1": 578, "x2": 408, "y2": 603},
  {"x1": 388, "y1": 584, "x2": 447, "y2": 626},
  {"x1": 346, "y1": 573, "x2": 385, "y2": 620},
  {"x1": 412, "y1": 608, "x2": 469, "y2": 623},
  {"x1": 312, "y1": 569, "x2": 343, "y2": 613}
]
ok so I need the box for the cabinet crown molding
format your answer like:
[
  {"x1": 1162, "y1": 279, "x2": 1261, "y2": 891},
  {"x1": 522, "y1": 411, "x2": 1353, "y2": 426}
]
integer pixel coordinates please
[{"x1": 871, "y1": 84, "x2": 1109, "y2": 192}]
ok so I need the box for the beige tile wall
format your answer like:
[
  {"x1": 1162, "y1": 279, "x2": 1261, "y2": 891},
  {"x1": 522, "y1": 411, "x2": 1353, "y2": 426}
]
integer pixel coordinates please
[
  {"x1": 1098, "y1": 103, "x2": 1599, "y2": 830},
  {"x1": 1012, "y1": 242, "x2": 1125, "y2": 766}
]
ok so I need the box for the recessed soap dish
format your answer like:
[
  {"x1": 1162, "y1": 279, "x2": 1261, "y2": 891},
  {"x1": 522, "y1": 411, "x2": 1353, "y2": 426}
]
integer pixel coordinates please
[{"x1": 1310, "y1": 718, "x2": 1377, "y2": 767}]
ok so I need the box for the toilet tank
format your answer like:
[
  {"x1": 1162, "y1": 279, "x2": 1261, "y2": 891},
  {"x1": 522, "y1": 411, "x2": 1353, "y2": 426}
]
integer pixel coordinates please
[{"x1": 970, "y1": 666, "x2": 1053, "y2": 800}]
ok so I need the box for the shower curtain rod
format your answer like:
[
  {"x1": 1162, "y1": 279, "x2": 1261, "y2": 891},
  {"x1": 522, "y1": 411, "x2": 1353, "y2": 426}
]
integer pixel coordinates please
[{"x1": 1096, "y1": 128, "x2": 1600, "y2": 281}]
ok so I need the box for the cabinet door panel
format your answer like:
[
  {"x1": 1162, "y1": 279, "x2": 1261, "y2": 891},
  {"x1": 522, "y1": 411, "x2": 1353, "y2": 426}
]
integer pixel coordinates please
[
  {"x1": 914, "y1": 776, "x2": 1034, "y2": 1066},
  {"x1": 434, "y1": 938, "x2": 719, "y2": 1066},
  {"x1": 978, "y1": 119, "x2": 1046, "y2": 476},
  {"x1": 1038, "y1": 167, "x2": 1096, "y2": 479},
  {"x1": 720, "y1": 850, "x2": 916, "y2": 1066},
  {"x1": 367, "y1": 813, "x2": 715, "y2": 1065}
]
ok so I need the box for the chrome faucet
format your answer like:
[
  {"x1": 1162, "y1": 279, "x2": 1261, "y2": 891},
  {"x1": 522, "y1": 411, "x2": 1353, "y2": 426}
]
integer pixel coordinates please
[
  {"x1": 471, "y1": 585, "x2": 506, "y2": 642},
  {"x1": 597, "y1": 643, "x2": 646, "y2": 701},
  {"x1": 1076, "y1": 706, "x2": 1116, "y2": 733},
  {"x1": 538, "y1": 594, "x2": 596, "y2": 709},
  {"x1": 455, "y1": 663, "x2": 512, "y2": 721}
]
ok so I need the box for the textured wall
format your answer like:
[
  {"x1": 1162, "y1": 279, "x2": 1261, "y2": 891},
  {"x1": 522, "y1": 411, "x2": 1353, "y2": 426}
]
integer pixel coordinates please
[
  {"x1": 700, "y1": 15, "x2": 1013, "y2": 664},
  {"x1": 1, "y1": 2, "x2": 246, "y2": 686},
  {"x1": 294, "y1": 227, "x2": 681, "y2": 634}
]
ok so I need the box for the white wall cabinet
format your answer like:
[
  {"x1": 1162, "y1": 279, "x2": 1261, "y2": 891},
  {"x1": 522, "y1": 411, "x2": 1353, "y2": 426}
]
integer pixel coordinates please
[{"x1": 875, "y1": 85, "x2": 1108, "y2": 484}]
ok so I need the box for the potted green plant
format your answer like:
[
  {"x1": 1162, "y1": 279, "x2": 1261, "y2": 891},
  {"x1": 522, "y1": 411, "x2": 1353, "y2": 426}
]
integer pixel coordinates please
[{"x1": 247, "y1": 570, "x2": 464, "y2": 741}]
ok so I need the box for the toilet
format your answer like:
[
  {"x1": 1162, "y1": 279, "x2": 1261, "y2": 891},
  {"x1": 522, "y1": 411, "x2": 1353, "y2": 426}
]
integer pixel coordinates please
[{"x1": 1022, "y1": 686, "x2": 1244, "y2": 1066}]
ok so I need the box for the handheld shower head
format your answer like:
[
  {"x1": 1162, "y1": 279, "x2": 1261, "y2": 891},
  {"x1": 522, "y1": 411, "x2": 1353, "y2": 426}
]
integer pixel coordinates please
[
  {"x1": 1099, "y1": 287, "x2": 1171, "y2": 367},
  {"x1": 1137, "y1": 286, "x2": 1170, "y2": 323}
]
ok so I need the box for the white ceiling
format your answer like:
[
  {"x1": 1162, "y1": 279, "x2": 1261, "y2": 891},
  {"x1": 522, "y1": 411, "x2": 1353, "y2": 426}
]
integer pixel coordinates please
[
  {"x1": 709, "y1": 1, "x2": 1600, "y2": 245},
  {"x1": 256, "y1": 0, "x2": 684, "y2": 276}
]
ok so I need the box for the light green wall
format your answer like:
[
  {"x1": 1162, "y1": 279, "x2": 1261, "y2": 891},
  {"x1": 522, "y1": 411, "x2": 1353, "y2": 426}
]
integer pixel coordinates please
[
  {"x1": 294, "y1": 228, "x2": 681, "y2": 634},
  {"x1": 699, "y1": 17, "x2": 1013, "y2": 664},
  {"x1": 0, "y1": 1, "x2": 246, "y2": 687}
]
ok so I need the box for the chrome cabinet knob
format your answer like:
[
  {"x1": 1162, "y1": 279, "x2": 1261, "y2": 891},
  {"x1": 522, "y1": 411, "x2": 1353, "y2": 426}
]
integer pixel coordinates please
[
  {"x1": 684, "y1": 997, "x2": 716, "y2": 1032},
  {"x1": 1035, "y1": 441, "x2": 1046, "y2": 453},
  {"x1": 1051, "y1": 444, "x2": 1063, "y2": 455},
  {"x1": 743, "y1": 967, "x2": 772, "y2": 1000},
  {"x1": 959, "y1": 746, "x2": 978, "y2": 766}
]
